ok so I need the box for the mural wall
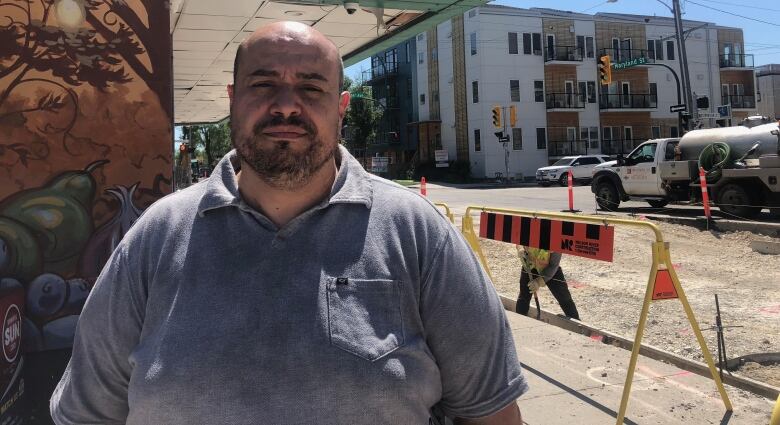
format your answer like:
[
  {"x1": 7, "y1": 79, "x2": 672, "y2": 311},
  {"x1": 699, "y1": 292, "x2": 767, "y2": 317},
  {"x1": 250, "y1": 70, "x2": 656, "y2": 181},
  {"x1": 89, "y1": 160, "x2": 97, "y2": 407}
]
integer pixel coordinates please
[{"x1": 0, "y1": 0, "x2": 172, "y2": 421}]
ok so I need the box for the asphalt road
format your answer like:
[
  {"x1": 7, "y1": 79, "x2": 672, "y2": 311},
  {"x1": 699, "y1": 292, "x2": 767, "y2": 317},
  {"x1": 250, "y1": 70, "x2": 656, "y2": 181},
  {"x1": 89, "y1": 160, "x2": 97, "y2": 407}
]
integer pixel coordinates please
[{"x1": 421, "y1": 182, "x2": 780, "y2": 223}]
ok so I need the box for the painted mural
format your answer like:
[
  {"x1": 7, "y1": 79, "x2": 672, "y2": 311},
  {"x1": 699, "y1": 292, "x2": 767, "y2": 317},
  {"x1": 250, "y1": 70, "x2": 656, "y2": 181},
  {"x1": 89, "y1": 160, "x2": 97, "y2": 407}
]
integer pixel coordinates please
[{"x1": 0, "y1": 0, "x2": 172, "y2": 420}]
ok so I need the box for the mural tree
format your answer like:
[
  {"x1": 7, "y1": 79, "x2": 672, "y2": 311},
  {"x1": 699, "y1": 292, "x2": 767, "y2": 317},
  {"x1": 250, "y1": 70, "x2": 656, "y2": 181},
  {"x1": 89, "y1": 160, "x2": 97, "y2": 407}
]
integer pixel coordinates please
[{"x1": 0, "y1": 0, "x2": 171, "y2": 161}]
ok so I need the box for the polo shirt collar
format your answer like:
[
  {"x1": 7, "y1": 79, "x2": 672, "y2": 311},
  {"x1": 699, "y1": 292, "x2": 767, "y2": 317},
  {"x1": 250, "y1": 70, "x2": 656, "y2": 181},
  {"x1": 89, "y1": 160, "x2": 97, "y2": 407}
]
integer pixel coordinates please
[{"x1": 197, "y1": 145, "x2": 373, "y2": 216}]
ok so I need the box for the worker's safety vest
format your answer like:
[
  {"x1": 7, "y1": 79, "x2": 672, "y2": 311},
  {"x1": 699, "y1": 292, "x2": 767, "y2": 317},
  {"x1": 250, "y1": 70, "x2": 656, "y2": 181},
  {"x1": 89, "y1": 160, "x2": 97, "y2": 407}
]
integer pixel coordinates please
[{"x1": 522, "y1": 247, "x2": 551, "y2": 273}]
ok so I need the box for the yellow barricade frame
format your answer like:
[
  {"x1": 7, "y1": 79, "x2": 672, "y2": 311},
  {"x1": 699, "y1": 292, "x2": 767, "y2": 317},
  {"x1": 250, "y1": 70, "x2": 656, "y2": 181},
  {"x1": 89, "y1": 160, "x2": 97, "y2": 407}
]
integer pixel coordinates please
[
  {"x1": 461, "y1": 206, "x2": 732, "y2": 425},
  {"x1": 434, "y1": 203, "x2": 455, "y2": 224}
]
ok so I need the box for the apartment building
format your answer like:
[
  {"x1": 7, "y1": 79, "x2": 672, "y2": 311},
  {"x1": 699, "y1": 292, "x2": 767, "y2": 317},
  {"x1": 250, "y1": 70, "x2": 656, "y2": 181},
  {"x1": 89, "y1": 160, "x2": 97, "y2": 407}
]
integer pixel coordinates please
[
  {"x1": 757, "y1": 64, "x2": 780, "y2": 119},
  {"x1": 410, "y1": 5, "x2": 757, "y2": 179}
]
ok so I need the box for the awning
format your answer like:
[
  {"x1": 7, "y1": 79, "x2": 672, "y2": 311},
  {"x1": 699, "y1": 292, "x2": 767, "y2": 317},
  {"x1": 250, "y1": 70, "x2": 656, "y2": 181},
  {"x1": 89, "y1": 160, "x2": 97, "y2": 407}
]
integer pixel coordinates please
[{"x1": 171, "y1": 0, "x2": 486, "y2": 124}]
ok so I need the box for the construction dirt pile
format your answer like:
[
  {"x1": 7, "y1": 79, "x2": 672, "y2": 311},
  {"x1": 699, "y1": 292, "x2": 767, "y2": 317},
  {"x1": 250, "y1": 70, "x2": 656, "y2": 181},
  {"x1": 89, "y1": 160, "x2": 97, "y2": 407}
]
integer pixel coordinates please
[{"x1": 481, "y1": 220, "x2": 780, "y2": 388}]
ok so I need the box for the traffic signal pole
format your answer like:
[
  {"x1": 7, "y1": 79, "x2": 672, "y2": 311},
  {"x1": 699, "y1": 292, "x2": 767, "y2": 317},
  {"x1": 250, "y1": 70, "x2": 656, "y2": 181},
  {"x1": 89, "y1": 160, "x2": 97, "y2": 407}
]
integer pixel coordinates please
[{"x1": 672, "y1": 0, "x2": 694, "y2": 131}]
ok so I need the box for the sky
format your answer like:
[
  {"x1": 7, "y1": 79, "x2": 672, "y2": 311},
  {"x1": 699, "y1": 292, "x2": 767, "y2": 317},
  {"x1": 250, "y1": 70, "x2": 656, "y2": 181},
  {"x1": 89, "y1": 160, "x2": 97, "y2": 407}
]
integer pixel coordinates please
[{"x1": 345, "y1": 0, "x2": 780, "y2": 80}]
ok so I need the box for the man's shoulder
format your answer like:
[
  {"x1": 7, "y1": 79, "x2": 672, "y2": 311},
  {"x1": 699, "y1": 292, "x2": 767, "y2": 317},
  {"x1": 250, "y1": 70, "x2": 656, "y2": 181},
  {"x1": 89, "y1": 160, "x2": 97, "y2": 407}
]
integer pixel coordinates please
[
  {"x1": 127, "y1": 183, "x2": 206, "y2": 234},
  {"x1": 368, "y1": 176, "x2": 442, "y2": 214}
]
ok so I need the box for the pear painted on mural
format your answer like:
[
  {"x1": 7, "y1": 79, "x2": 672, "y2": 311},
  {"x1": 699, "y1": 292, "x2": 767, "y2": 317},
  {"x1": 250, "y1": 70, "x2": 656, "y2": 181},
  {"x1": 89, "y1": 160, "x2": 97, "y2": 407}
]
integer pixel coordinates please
[{"x1": 0, "y1": 160, "x2": 108, "y2": 279}]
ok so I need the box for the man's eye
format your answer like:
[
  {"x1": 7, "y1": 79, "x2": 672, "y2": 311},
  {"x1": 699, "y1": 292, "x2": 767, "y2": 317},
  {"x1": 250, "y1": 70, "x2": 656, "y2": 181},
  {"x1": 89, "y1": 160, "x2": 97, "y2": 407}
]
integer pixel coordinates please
[
  {"x1": 251, "y1": 82, "x2": 272, "y2": 88},
  {"x1": 303, "y1": 86, "x2": 323, "y2": 92}
]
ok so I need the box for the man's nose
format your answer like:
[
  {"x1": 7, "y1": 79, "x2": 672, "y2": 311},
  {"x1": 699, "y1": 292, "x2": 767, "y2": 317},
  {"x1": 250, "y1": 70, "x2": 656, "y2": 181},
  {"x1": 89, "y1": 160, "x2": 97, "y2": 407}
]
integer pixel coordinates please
[{"x1": 269, "y1": 86, "x2": 301, "y2": 117}]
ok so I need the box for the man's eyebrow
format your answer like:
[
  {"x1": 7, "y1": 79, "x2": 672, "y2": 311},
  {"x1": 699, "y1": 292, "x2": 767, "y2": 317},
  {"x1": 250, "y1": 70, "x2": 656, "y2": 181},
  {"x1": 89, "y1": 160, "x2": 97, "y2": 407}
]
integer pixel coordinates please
[{"x1": 296, "y1": 72, "x2": 328, "y2": 82}]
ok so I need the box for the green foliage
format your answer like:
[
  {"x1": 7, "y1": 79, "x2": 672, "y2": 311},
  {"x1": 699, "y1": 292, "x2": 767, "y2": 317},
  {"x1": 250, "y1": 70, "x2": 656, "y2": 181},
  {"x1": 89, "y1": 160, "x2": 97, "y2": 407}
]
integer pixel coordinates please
[
  {"x1": 183, "y1": 122, "x2": 232, "y2": 169},
  {"x1": 343, "y1": 76, "x2": 382, "y2": 153}
]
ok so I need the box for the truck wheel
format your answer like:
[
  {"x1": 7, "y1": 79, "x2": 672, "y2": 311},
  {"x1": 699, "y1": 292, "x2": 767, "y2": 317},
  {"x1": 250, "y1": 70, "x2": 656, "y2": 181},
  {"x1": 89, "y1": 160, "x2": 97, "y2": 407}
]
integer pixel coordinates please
[
  {"x1": 559, "y1": 173, "x2": 569, "y2": 187},
  {"x1": 595, "y1": 182, "x2": 620, "y2": 211},
  {"x1": 717, "y1": 184, "x2": 761, "y2": 219},
  {"x1": 647, "y1": 200, "x2": 668, "y2": 208}
]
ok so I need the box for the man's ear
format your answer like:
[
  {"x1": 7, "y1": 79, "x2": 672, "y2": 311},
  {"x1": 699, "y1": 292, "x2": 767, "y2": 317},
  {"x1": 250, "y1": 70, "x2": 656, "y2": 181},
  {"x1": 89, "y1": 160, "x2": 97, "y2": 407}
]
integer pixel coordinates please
[
  {"x1": 338, "y1": 90, "x2": 351, "y2": 120},
  {"x1": 227, "y1": 84, "x2": 234, "y2": 104}
]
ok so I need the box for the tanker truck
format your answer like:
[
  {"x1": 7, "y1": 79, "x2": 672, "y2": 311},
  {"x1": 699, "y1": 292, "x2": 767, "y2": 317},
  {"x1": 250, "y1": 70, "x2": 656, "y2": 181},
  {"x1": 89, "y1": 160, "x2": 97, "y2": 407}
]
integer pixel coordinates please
[{"x1": 590, "y1": 120, "x2": 780, "y2": 218}]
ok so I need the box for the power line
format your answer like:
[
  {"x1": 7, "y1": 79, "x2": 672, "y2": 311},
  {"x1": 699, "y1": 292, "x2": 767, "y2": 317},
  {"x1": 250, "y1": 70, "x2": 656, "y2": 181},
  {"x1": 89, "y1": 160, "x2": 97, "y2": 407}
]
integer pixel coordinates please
[
  {"x1": 685, "y1": 0, "x2": 780, "y2": 27},
  {"x1": 691, "y1": 0, "x2": 780, "y2": 13}
]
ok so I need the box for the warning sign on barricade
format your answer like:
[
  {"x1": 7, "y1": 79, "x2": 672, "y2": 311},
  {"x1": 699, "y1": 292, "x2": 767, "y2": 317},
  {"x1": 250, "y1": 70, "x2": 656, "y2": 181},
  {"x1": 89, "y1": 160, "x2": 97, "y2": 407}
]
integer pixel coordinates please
[
  {"x1": 652, "y1": 269, "x2": 678, "y2": 300},
  {"x1": 478, "y1": 212, "x2": 615, "y2": 262}
]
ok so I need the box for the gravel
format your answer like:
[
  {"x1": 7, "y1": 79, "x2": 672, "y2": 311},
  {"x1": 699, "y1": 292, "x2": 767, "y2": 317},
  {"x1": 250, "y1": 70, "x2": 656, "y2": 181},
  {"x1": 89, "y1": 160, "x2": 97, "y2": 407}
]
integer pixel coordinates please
[{"x1": 478, "y1": 219, "x2": 780, "y2": 387}]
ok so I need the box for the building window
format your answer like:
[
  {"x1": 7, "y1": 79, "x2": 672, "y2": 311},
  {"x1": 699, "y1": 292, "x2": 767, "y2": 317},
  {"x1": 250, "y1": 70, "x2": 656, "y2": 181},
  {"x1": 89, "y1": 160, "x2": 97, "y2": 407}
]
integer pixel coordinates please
[
  {"x1": 532, "y1": 33, "x2": 542, "y2": 55},
  {"x1": 666, "y1": 40, "x2": 675, "y2": 60},
  {"x1": 649, "y1": 82, "x2": 658, "y2": 107},
  {"x1": 420, "y1": 93, "x2": 426, "y2": 105},
  {"x1": 646, "y1": 40, "x2": 655, "y2": 60},
  {"x1": 578, "y1": 81, "x2": 587, "y2": 104},
  {"x1": 474, "y1": 129, "x2": 481, "y2": 151},
  {"x1": 586, "y1": 36, "x2": 595, "y2": 58},
  {"x1": 534, "y1": 80, "x2": 544, "y2": 102},
  {"x1": 472, "y1": 81, "x2": 479, "y2": 103},
  {"x1": 590, "y1": 127, "x2": 599, "y2": 149},
  {"x1": 670, "y1": 126, "x2": 679, "y2": 137},
  {"x1": 417, "y1": 33, "x2": 424, "y2": 42},
  {"x1": 510, "y1": 80, "x2": 520, "y2": 102},
  {"x1": 652, "y1": 126, "x2": 661, "y2": 139},
  {"x1": 587, "y1": 81, "x2": 596, "y2": 103},
  {"x1": 508, "y1": 32, "x2": 518, "y2": 54},
  {"x1": 470, "y1": 32, "x2": 477, "y2": 55},
  {"x1": 536, "y1": 128, "x2": 547, "y2": 149},
  {"x1": 512, "y1": 128, "x2": 522, "y2": 150},
  {"x1": 469, "y1": 9, "x2": 477, "y2": 18},
  {"x1": 418, "y1": 52, "x2": 424, "y2": 64},
  {"x1": 431, "y1": 47, "x2": 438, "y2": 61},
  {"x1": 523, "y1": 33, "x2": 532, "y2": 54},
  {"x1": 577, "y1": 35, "x2": 585, "y2": 58}
]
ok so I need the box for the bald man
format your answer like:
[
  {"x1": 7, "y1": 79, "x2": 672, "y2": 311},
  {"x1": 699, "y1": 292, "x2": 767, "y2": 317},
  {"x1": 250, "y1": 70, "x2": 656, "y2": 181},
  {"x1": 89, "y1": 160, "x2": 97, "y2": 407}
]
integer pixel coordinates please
[{"x1": 51, "y1": 22, "x2": 527, "y2": 424}]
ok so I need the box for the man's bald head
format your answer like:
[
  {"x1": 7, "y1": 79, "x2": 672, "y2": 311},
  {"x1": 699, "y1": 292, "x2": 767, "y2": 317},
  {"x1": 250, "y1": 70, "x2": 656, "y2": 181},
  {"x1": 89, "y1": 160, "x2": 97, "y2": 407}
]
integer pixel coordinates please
[{"x1": 233, "y1": 21, "x2": 344, "y2": 91}]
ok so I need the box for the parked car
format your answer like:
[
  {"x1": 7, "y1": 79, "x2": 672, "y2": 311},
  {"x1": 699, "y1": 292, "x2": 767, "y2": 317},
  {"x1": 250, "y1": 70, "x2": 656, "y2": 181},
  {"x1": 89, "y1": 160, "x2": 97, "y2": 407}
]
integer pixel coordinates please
[{"x1": 536, "y1": 155, "x2": 611, "y2": 186}]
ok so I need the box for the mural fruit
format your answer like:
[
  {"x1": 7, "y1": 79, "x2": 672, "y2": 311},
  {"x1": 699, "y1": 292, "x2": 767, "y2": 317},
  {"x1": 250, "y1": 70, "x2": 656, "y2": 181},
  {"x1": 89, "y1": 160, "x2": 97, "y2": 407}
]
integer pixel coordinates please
[
  {"x1": 79, "y1": 184, "x2": 143, "y2": 280},
  {"x1": 0, "y1": 217, "x2": 43, "y2": 283},
  {"x1": 26, "y1": 274, "x2": 67, "y2": 320},
  {"x1": 0, "y1": 161, "x2": 108, "y2": 278}
]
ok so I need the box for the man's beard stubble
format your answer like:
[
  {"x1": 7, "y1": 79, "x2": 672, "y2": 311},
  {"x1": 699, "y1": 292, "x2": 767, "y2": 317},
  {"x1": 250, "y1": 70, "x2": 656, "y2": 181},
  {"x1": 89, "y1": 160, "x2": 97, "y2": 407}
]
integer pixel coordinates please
[{"x1": 230, "y1": 114, "x2": 339, "y2": 190}]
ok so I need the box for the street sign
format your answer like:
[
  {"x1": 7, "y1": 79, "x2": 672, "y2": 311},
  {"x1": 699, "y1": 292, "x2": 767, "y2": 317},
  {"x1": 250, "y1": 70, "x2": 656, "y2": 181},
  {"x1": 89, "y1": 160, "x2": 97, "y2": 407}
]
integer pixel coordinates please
[
  {"x1": 612, "y1": 56, "x2": 647, "y2": 70},
  {"x1": 499, "y1": 136, "x2": 510, "y2": 143},
  {"x1": 371, "y1": 157, "x2": 389, "y2": 173},
  {"x1": 717, "y1": 105, "x2": 731, "y2": 118},
  {"x1": 697, "y1": 112, "x2": 721, "y2": 119},
  {"x1": 434, "y1": 149, "x2": 449, "y2": 168},
  {"x1": 670, "y1": 104, "x2": 686, "y2": 113}
]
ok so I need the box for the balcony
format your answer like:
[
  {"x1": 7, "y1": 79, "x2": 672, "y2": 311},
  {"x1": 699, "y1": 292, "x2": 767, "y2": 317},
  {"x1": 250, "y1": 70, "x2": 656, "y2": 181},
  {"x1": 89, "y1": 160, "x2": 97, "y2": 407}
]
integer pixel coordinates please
[
  {"x1": 719, "y1": 54, "x2": 754, "y2": 69},
  {"x1": 601, "y1": 139, "x2": 645, "y2": 156},
  {"x1": 548, "y1": 140, "x2": 589, "y2": 157},
  {"x1": 722, "y1": 94, "x2": 756, "y2": 109},
  {"x1": 599, "y1": 93, "x2": 657, "y2": 111},
  {"x1": 598, "y1": 48, "x2": 653, "y2": 64},
  {"x1": 362, "y1": 62, "x2": 402, "y2": 83},
  {"x1": 546, "y1": 92, "x2": 585, "y2": 110},
  {"x1": 544, "y1": 46, "x2": 584, "y2": 63}
]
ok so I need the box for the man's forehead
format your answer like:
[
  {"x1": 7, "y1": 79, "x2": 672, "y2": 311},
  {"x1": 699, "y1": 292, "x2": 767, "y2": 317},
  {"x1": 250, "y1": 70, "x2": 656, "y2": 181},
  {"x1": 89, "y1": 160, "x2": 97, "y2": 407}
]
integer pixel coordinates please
[{"x1": 241, "y1": 36, "x2": 338, "y2": 76}]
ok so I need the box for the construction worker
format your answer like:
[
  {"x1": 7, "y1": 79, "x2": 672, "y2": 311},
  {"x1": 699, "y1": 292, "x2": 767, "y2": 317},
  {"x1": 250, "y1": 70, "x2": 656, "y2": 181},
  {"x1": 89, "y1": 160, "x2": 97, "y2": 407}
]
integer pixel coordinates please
[{"x1": 516, "y1": 246, "x2": 580, "y2": 320}]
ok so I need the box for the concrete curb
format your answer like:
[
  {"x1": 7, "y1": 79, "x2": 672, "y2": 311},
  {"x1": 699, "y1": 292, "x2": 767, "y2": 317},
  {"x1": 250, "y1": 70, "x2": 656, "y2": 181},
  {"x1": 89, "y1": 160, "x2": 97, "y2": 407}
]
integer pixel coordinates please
[
  {"x1": 499, "y1": 294, "x2": 780, "y2": 400},
  {"x1": 638, "y1": 214, "x2": 780, "y2": 238}
]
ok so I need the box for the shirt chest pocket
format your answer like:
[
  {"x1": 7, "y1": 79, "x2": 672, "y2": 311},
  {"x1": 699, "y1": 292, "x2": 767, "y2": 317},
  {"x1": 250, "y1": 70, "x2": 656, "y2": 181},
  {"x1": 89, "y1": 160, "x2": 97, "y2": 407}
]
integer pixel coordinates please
[{"x1": 326, "y1": 277, "x2": 405, "y2": 361}]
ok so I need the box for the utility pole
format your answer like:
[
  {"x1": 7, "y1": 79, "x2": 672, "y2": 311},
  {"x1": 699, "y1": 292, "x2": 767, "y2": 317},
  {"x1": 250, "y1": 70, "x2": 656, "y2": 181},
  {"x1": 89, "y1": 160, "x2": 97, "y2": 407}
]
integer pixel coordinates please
[
  {"x1": 672, "y1": 0, "x2": 694, "y2": 131},
  {"x1": 503, "y1": 106, "x2": 509, "y2": 183}
]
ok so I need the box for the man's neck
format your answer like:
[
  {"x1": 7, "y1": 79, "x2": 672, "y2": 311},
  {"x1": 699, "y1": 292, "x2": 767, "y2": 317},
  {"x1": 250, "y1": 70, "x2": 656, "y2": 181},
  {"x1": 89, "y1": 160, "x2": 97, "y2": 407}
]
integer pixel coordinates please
[{"x1": 236, "y1": 160, "x2": 338, "y2": 229}]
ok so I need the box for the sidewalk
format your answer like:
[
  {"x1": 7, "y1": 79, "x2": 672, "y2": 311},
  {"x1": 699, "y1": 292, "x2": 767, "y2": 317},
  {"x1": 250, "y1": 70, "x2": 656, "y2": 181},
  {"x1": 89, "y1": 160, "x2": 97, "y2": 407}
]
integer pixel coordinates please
[{"x1": 508, "y1": 311, "x2": 774, "y2": 424}]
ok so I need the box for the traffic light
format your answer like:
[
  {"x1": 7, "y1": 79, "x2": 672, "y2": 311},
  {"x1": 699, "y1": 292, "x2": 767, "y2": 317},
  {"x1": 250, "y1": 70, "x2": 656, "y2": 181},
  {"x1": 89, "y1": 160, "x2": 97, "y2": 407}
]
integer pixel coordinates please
[
  {"x1": 598, "y1": 55, "x2": 612, "y2": 85},
  {"x1": 696, "y1": 96, "x2": 709, "y2": 109},
  {"x1": 492, "y1": 106, "x2": 502, "y2": 128},
  {"x1": 509, "y1": 105, "x2": 517, "y2": 127}
]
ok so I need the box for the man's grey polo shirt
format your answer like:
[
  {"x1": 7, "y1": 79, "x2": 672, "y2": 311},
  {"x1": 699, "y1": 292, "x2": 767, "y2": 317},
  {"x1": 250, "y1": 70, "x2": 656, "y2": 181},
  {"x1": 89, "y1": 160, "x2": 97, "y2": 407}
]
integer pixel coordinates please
[{"x1": 51, "y1": 147, "x2": 528, "y2": 424}]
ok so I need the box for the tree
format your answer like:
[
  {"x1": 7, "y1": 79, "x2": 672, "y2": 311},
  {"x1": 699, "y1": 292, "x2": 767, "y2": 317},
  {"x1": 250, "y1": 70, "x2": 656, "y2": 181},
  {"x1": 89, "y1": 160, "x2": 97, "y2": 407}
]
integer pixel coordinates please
[
  {"x1": 182, "y1": 122, "x2": 232, "y2": 170},
  {"x1": 343, "y1": 76, "x2": 381, "y2": 158}
]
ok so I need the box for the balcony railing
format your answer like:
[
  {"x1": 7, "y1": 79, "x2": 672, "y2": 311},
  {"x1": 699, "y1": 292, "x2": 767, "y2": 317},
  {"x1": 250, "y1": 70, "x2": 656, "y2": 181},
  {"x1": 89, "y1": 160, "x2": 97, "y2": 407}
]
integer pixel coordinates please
[
  {"x1": 722, "y1": 94, "x2": 756, "y2": 109},
  {"x1": 546, "y1": 92, "x2": 585, "y2": 109},
  {"x1": 719, "y1": 54, "x2": 754, "y2": 68},
  {"x1": 599, "y1": 93, "x2": 657, "y2": 110},
  {"x1": 544, "y1": 46, "x2": 584, "y2": 62},
  {"x1": 548, "y1": 140, "x2": 589, "y2": 157},
  {"x1": 598, "y1": 48, "x2": 652, "y2": 64},
  {"x1": 601, "y1": 139, "x2": 645, "y2": 156}
]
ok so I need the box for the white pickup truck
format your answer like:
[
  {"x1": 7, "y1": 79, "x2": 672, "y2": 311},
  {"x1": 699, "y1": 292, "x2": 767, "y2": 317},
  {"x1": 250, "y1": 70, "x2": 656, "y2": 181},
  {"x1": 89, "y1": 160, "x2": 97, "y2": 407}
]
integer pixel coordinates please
[{"x1": 590, "y1": 122, "x2": 780, "y2": 218}]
